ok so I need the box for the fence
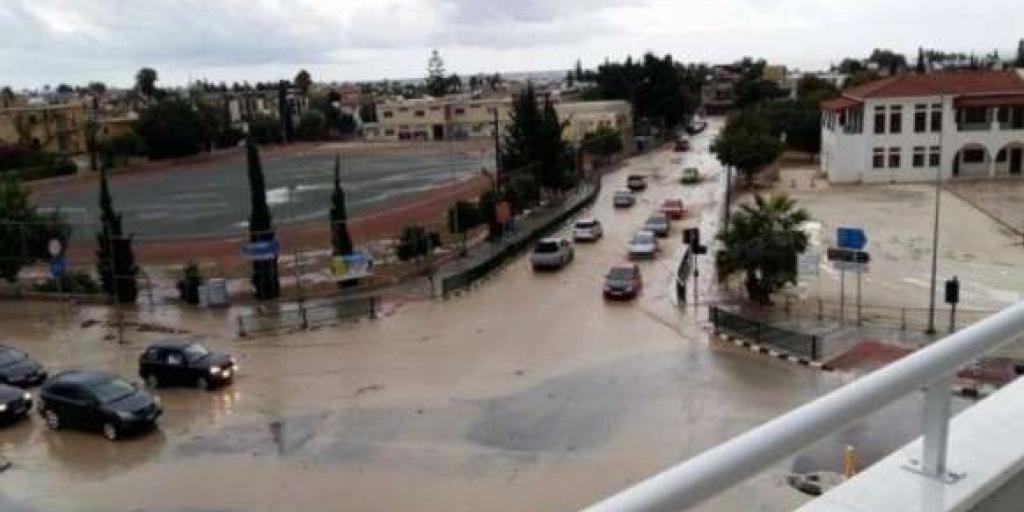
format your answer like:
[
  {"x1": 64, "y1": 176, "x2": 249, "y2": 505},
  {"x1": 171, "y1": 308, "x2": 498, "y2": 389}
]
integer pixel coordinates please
[
  {"x1": 236, "y1": 295, "x2": 378, "y2": 337},
  {"x1": 709, "y1": 305, "x2": 820, "y2": 360},
  {"x1": 440, "y1": 180, "x2": 601, "y2": 297}
]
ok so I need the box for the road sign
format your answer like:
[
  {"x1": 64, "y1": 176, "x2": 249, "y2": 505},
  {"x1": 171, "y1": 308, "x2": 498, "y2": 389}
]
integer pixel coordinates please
[
  {"x1": 827, "y1": 247, "x2": 870, "y2": 264},
  {"x1": 683, "y1": 228, "x2": 700, "y2": 246},
  {"x1": 945, "y1": 277, "x2": 960, "y2": 304},
  {"x1": 330, "y1": 251, "x2": 374, "y2": 281},
  {"x1": 832, "y1": 261, "x2": 870, "y2": 272},
  {"x1": 836, "y1": 227, "x2": 867, "y2": 250},
  {"x1": 49, "y1": 256, "x2": 67, "y2": 279},
  {"x1": 242, "y1": 240, "x2": 280, "y2": 261}
]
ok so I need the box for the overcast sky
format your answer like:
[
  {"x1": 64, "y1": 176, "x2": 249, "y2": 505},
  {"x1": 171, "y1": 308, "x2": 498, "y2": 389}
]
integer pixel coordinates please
[{"x1": 1, "y1": 0, "x2": 1022, "y2": 89}]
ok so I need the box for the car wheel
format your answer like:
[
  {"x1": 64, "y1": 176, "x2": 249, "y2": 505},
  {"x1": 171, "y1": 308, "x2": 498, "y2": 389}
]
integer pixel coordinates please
[
  {"x1": 102, "y1": 422, "x2": 119, "y2": 441},
  {"x1": 197, "y1": 376, "x2": 210, "y2": 391},
  {"x1": 43, "y1": 409, "x2": 61, "y2": 430},
  {"x1": 145, "y1": 374, "x2": 160, "y2": 389}
]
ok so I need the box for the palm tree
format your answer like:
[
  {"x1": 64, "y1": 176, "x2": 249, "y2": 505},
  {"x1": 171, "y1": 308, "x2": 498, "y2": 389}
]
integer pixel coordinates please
[{"x1": 717, "y1": 193, "x2": 809, "y2": 305}]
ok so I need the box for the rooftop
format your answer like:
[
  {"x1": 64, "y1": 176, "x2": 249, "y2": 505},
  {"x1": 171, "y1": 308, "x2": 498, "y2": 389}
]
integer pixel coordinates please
[{"x1": 822, "y1": 70, "x2": 1024, "y2": 111}]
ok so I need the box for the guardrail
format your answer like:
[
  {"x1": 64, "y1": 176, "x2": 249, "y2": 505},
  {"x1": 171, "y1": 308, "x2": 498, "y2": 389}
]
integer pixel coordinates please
[
  {"x1": 581, "y1": 300, "x2": 1024, "y2": 512},
  {"x1": 237, "y1": 295, "x2": 377, "y2": 337},
  {"x1": 709, "y1": 305, "x2": 820, "y2": 359}
]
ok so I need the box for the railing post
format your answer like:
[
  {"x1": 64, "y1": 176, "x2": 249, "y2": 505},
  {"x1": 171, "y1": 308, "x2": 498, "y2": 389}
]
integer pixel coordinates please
[
  {"x1": 300, "y1": 303, "x2": 309, "y2": 330},
  {"x1": 917, "y1": 374, "x2": 959, "y2": 481}
]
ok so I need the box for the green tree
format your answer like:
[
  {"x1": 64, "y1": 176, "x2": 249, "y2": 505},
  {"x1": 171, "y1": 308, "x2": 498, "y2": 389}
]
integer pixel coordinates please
[
  {"x1": 1016, "y1": 39, "x2": 1024, "y2": 68},
  {"x1": 795, "y1": 75, "x2": 840, "y2": 106},
  {"x1": 868, "y1": 49, "x2": 908, "y2": 75},
  {"x1": 94, "y1": 167, "x2": 138, "y2": 303},
  {"x1": 711, "y1": 110, "x2": 784, "y2": 185},
  {"x1": 916, "y1": 47, "x2": 927, "y2": 74},
  {"x1": 87, "y1": 81, "x2": 107, "y2": 96},
  {"x1": 717, "y1": 194, "x2": 809, "y2": 305},
  {"x1": 245, "y1": 139, "x2": 280, "y2": 300},
  {"x1": 329, "y1": 153, "x2": 353, "y2": 256},
  {"x1": 0, "y1": 172, "x2": 70, "y2": 282},
  {"x1": 397, "y1": 225, "x2": 433, "y2": 261},
  {"x1": 842, "y1": 70, "x2": 881, "y2": 89},
  {"x1": 501, "y1": 84, "x2": 573, "y2": 198},
  {"x1": 447, "y1": 200, "x2": 480, "y2": 253},
  {"x1": 0, "y1": 87, "x2": 14, "y2": 108},
  {"x1": 581, "y1": 126, "x2": 624, "y2": 159},
  {"x1": 135, "y1": 67, "x2": 158, "y2": 98},
  {"x1": 426, "y1": 49, "x2": 447, "y2": 97},
  {"x1": 135, "y1": 97, "x2": 205, "y2": 159},
  {"x1": 98, "y1": 130, "x2": 147, "y2": 168},
  {"x1": 587, "y1": 53, "x2": 701, "y2": 128},
  {"x1": 294, "y1": 69, "x2": 312, "y2": 96},
  {"x1": 295, "y1": 109, "x2": 327, "y2": 141},
  {"x1": 277, "y1": 82, "x2": 294, "y2": 143}
]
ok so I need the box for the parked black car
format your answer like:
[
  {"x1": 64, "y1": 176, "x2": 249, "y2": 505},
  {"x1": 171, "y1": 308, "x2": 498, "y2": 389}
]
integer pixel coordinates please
[
  {"x1": 0, "y1": 384, "x2": 33, "y2": 424},
  {"x1": 139, "y1": 340, "x2": 236, "y2": 390},
  {"x1": 0, "y1": 344, "x2": 47, "y2": 388},
  {"x1": 38, "y1": 370, "x2": 162, "y2": 440}
]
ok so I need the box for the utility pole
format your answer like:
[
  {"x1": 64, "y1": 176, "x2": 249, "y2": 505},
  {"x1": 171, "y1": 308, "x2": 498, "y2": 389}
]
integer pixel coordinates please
[
  {"x1": 492, "y1": 108, "x2": 502, "y2": 193},
  {"x1": 926, "y1": 95, "x2": 946, "y2": 335}
]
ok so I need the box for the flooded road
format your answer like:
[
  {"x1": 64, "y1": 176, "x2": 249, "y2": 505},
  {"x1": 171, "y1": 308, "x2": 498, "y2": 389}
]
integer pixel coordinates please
[{"x1": 2, "y1": 122, "x2": 849, "y2": 511}]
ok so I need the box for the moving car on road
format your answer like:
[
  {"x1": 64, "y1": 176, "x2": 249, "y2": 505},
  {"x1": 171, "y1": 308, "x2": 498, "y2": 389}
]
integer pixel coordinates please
[
  {"x1": 644, "y1": 214, "x2": 671, "y2": 238},
  {"x1": 38, "y1": 370, "x2": 162, "y2": 441},
  {"x1": 628, "y1": 230, "x2": 659, "y2": 260},
  {"x1": 660, "y1": 199, "x2": 685, "y2": 220},
  {"x1": 627, "y1": 175, "x2": 647, "y2": 192},
  {"x1": 530, "y1": 238, "x2": 574, "y2": 270},
  {"x1": 681, "y1": 167, "x2": 700, "y2": 184},
  {"x1": 572, "y1": 218, "x2": 604, "y2": 242},
  {"x1": 139, "y1": 340, "x2": 237, "y2": 390},
  {"x1": 0, "y1": 384, "x2": 33, "y2": 424},
  {"x1": 0, "y1": 344, "x2": 47, "y2": 388},
  {"x1": 603, "y1": 264, "x2": 643, "y2": 300},
  {"x1": 613, "y1": 190, "x2": 636, "y2": 208}
]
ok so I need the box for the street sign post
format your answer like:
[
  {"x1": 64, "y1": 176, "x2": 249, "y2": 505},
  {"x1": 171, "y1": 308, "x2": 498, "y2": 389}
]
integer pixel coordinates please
[
  {"x1": 837, "y1": 227, "x2": 867, "y2": 250},
  {"x1": 945, "y1": 276, "x2": 960, "y2": 332},
  {"x1": 828, "y1": 246, "x2": 870, "y2": 325}
]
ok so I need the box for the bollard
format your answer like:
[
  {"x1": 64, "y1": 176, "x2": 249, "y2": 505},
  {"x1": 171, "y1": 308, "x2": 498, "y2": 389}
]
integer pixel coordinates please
[
  {"x1": 369, "y1": 296, "x2": 378, "y2": 320},
  {"x1": 843, "y1": 445, "x2": 859, "y2": 478},
  {"x1": 300, "y1": 305, "x2": 309, "y2": 330},
  {"x1": 237, "y1": 315, "x2": 246, "y2": 337},
  {"x1": 817, "y1": 299, "x2": 823, "y2": 322}
]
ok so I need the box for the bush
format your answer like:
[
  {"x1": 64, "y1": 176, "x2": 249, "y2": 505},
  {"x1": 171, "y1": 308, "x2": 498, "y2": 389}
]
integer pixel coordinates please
[
  {"x1": 447, "y1": 200, "x2": 481, "y2": 234},
  {"x1": 397, "y1": 225, "x2": 437, "y2": 261},
  {"x1": 135, "y1": 97, "x2": 206, "y2": 159},
  {"x1": 99, "y1": 131, "x2": 147, "y2": 168},
  {"x1": 176, "y1": 261, "x2": 202, "y2": 305},
  {"x1": 248, "y1": 114, "x2": 283, "y2": 145},
  {"x1": 33, "y1": 271, "x2": 102, "y2": 294},
  {"x1": 295, "y1": 109, "x2": 327, "y2": 141}
]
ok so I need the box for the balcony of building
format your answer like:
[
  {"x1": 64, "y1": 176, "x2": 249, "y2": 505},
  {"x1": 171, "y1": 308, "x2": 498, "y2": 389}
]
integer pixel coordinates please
[{"x1": 955, "y1": 102, "x2": 1024, "y2": 133}]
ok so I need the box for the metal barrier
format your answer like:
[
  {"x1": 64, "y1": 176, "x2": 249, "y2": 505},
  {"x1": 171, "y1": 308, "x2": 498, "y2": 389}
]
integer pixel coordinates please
[
  {"x1": 581, "y1": 300, "x2": 1024, "y2": 512},
  {"x1": 709, "y1": 305, "x2": 820, "y2": 360},
  {"x1": 237, "y1": 295, "x2": 377, "y2": 336}
]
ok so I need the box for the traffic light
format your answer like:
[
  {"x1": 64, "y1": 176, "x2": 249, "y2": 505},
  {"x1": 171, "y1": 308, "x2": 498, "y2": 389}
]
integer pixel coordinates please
[{"x1": 945, "y1": 277, "x2": 960, "y2": 305}]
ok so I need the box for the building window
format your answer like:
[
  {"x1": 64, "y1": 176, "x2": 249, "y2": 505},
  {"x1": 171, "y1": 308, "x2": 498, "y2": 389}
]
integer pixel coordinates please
[
  {"x1": 470, "y1": 103, "x2": 480, "y2": 109},
  {"x1": 382, "y1": 111, "x2": 393, "y2": 118},
  {"x1": 888, "y1": 147, "x2": 901, "y2": 168},
  {"x1": 913, "y1": 146, "x2": 926, "y2": 168},
  {"x1": 414, "y1": 110, "x2": 425, "y2": 117},
  {"x1": 929, "y1": 146, "x2": 941, "y2": 167},
  {"x1": 873, "y1": 106, "x2": 886, "y2": 134},
  {"x1": 430, "y1": 106, "x2": 441, "y2": 111},
  {"x1": 997, "y1": 149, "x2": 1007, "y2": 162},
  {"x1": 889, "y1": 106, "x2": 902, "y2": 134},
  {"x1": 454, "y1": 107, "x2": 465, "y2": 115},
  {"x1": 872, "y1": 148, "x2": 885, "y2": 169},
  {"x1": 930, "y1": 106, "x2": 942, "y2": 132},
  {"x1": 384, "y1": 129, "x2": 395, "y2": 136},
  {"x1": 914, "y1": 105, "x2": 927, "y2": 133},
  {"x1": 962, "y1": 148, "x2": 986, "y2": 163}
]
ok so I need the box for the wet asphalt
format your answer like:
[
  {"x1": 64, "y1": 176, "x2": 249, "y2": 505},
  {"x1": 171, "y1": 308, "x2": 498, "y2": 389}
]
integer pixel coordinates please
[{"x1": 0, "y1": 121, "x2": 950, "y2": 511}]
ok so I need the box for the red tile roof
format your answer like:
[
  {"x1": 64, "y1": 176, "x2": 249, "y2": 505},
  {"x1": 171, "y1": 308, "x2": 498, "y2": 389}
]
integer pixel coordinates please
[
  {"x1": 821, "y1": 96, "x2": 862, "y2": 111},
  {"x1": 843, "y1": 70, "x2": 1024, "y2": 99}
]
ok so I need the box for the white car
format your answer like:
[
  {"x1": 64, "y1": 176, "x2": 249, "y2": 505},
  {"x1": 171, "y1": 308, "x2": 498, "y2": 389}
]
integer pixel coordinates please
[
  {"x1": 628, "y1": 230, "x2": 659, "y2": 260},
  {"x1": 573, "y1": 218, "x2": 604, "y2": 242},
  {"x1": 531, "y1": 238, "x2": 575, "y2": 270}
]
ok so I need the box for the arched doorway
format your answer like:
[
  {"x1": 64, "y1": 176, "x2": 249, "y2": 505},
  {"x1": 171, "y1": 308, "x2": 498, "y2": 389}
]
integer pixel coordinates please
[
  {"x1": 995, "y1": 142, "x2": 1024, "y2": 176},
  {"x1": 952, "y1": 144, "x2": 991, "y2": 178}
]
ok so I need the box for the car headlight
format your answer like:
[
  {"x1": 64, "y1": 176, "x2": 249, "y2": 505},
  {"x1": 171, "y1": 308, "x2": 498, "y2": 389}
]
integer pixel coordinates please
[
  {"x1": 209, "y1": 366, "x2": 221, "y2": 375},
  {"x1": 152, "y1": 395, "x2": 161, "y2": 406},
  {"x1": 115, "y1": 410, "x2": 134, "y2": 420},
  {"x1": 0, "y1": 403, "x2": 6, "y2": 412},
  {"x1": 22, "y1": 392, "x2": 31, "y2": 401}
]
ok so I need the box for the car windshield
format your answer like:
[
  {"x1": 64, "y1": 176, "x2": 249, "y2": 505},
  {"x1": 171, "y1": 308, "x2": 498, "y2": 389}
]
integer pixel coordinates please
[
  {"x1": 615, "y1": 192, "x2": 631, "y2": 198},
  {"x1": 607, "y1": 268, "x2": 635, "y2": 280},
  {"x1": 535, "y1": 241, "x2": 560, "y2": 253},
  {"x1": 575, "y1": 220, "x2": 595, "y2": 228},
  {"x1": 632, "y1": 233, "x2": 654, "y2": 244},
  {"x1": 183, "y1": 343, "x2": 211, "y2": 362},
  {"x1": 647, "y1": 217, "x2": 666, "y2": 225},
  {"x1": 628, "y1": 176, "x2": 644, "y2": 182},
  {"x1": 90, "y1": 377, "x2": 137, "y2": 404},
  {"x1": 0, "y1": 348, "x2": 26, "y2": 366}
]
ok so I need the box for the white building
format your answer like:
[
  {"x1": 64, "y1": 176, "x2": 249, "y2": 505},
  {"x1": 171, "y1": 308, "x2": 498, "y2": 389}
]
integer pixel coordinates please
[{"x1": 820, "y1": 70, "x2": 1024, "y2": 183}]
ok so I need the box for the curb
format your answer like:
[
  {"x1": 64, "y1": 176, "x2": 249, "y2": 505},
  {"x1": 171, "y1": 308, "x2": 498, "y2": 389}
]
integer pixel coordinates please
[{"x1": 715, "y1": 332, "x2": 834, "y2": 372}]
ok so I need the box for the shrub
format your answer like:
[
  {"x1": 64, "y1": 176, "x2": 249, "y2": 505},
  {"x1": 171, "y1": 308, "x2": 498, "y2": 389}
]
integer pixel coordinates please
[
  {"x1": 33, "y1": 271, "x2": 102, "y2": 294},
  {"x1": 248, "y1": 114, "x2": 283, "y2": 145}
]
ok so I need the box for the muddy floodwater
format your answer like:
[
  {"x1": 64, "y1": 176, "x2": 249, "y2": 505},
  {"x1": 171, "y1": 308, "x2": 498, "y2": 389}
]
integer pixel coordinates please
[{"x1": 1, "y1": 120, "x2": 934, "y2": 511}]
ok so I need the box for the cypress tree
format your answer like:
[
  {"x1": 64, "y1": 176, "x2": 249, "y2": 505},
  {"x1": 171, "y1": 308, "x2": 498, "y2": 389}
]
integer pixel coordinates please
[
  {"x1": 330, "y1": 152, "x2": 354, "y2": 256},
  {"x1": 246, "y1": 138, "x2": 280, "y2": 300},
  {"x1": 95, "y1": 167, "x2": 138, "y2": 303},
  {"x1": 916, "y1": 47, "x2": 927, "y2": 74},
  {"x1": 278, "y1": 81, "x2": 294, "y2": 143}
]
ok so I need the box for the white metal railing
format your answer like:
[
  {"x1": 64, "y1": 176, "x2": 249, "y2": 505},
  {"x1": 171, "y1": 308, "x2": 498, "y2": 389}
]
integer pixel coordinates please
[{"x1": 581, "y1": 300, "x2": 1024, "y2": 512}]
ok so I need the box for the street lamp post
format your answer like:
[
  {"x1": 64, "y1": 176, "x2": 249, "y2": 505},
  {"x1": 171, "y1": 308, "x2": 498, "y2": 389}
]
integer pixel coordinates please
[{"x1": 926, "y1": 95, "x2": 946, "y2": 335}]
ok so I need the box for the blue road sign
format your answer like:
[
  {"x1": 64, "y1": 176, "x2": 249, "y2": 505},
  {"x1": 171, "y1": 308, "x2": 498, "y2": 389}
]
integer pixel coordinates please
[
  {"x1": 49, "y1": 256, "x2": 67, "y2": 279},
  {"x1": 242, "y1": 240, "x2": 280, "y2": 261},
  {"x1": 837, "y1": 227, "x2": 867, "y2": 250}
]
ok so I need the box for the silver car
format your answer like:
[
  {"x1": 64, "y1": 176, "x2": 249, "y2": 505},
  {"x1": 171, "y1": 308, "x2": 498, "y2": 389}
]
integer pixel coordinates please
[
  {"x1": 628, "y1": 230, "x2": 659, "y2": 260},
  {"x1": 573, "y1": 218, "x2": 604, "y2": 242},
  {"x1": 531, "y1": 238, "x2": 575, "y2": 270},
  {"x1": 644, "y1": 214, "x2": 670, "y2": 238},
  {"x1": 613, "y1": 190, "x2": 636, "y2": 208}
]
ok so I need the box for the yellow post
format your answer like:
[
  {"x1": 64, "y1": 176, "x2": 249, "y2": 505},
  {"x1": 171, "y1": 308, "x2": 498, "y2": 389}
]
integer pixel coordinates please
[{"x1": 843, "y1": 445, "x2": 859, "y2": 478}]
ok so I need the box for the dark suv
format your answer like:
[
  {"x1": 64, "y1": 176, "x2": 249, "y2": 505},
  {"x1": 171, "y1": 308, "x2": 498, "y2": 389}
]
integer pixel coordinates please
[
  {"x1": 0, "y1": 344, "x2": 47, "y2": 388},
  {"x1": 38, "y1": 370, "x2": 162, "y2": 440},
  {"x1": 139, "y1": 340, "x2": 236, "y2": 390}
]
